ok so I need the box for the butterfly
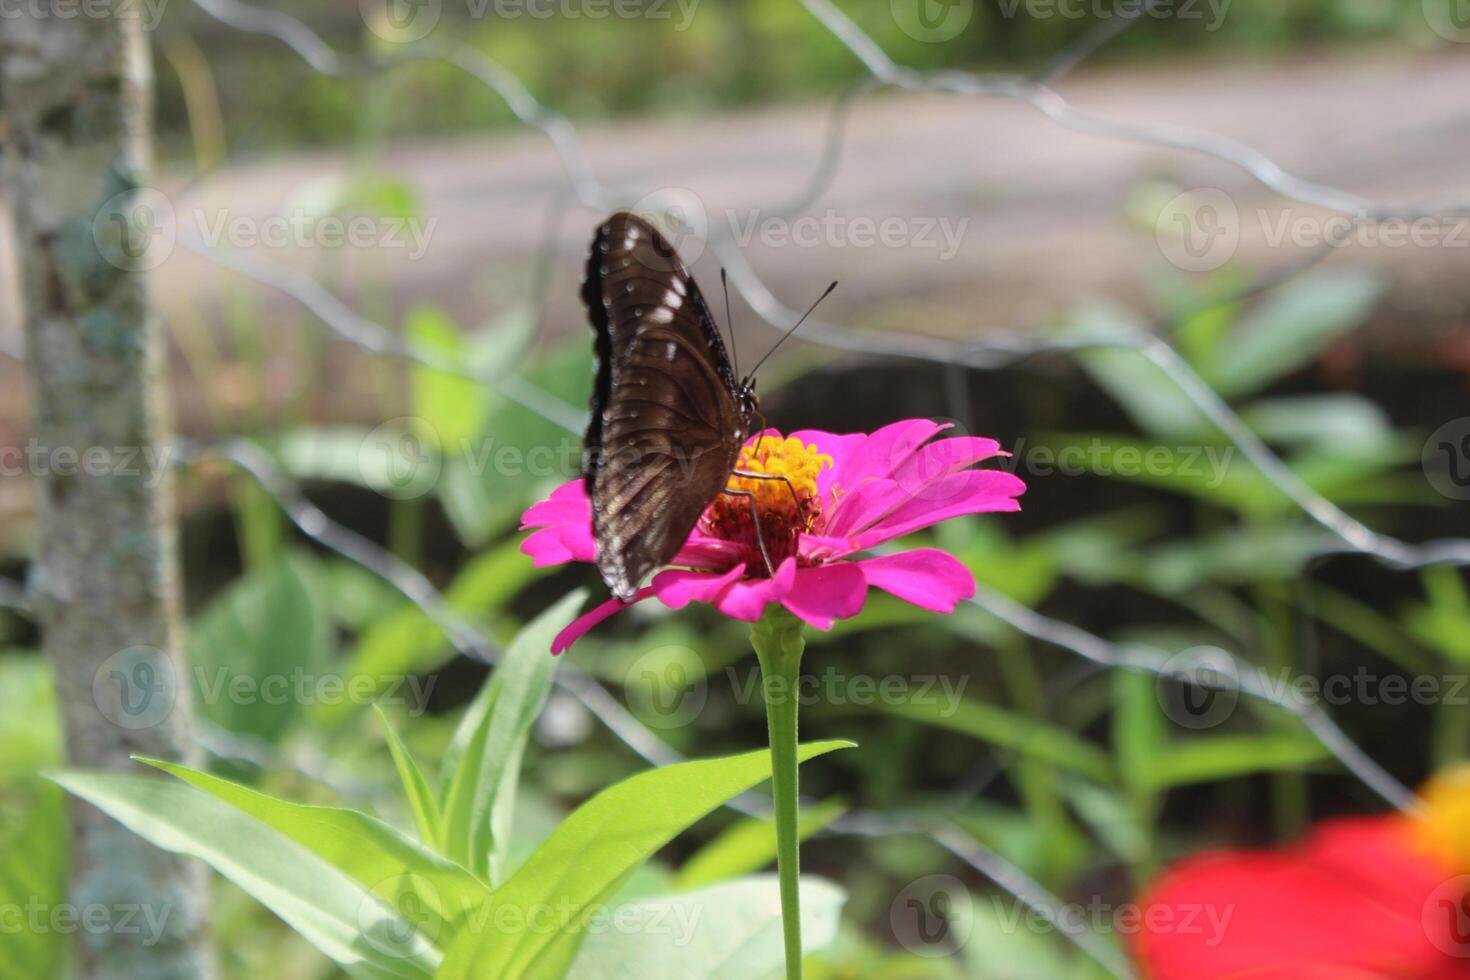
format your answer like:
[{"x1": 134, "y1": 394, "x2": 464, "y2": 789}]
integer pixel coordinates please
[{"x1": 579, "y1": 210, "x2": 832, "y2": 601}]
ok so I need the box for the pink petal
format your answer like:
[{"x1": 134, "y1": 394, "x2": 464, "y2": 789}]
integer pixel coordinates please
[
  {"x1": 651, "y1": 565, "x2": 746, "y2": 608},
  {"x1": 827, "y1": 419, "x2": 946, "y2": 496},
  {"x1": 889, "y1": 436, "x2": 1006, "y2": 492},
  {"x1": 672, "y1": 535, "x2": 745, "y2": 571},
  {"x1": 781, "y1": 563, "x2": 868, "y2": 629},
  {"x1": 845, "y1": 469, "x2": 1027, "y2": 548},
  {"x1": 520, "y1": 524, "x2": 597, "y2": 567},
  {"x1": 798, "y1": 533, "x2": 865, "y2": 563},
  {"x1": 712, "y1": 558, "x2": 797, "y2": 622},
  {"x1": 551, "y1": 587, "x2": 655, "y2": 654},
  {"x1": 854, "y1": 549, "x2": 975, "y2": 613},
  {"x1": 520, "y1": 481, "x2": 590, "y2": 529}
]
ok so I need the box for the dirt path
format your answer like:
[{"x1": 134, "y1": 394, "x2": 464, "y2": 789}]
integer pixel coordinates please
[{"x1": 2, "y1": 46, "x2": 1468, "y2": 437}]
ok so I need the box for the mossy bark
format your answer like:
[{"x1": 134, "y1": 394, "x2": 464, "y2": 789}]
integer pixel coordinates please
[{"x1": 0, "y1": 8, "x2": 214, "y2": 978}]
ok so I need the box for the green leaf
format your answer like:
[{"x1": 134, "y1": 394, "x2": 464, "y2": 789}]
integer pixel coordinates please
[
  {"x1": 449, "y1": 340, "x2": 593, "y2": 543},
  {"x1": 408, "y1": 306, "x2": 490, "y2": 451},
  {"x1": 1140, "y1": 733, "x2": 1330, "y2": 790},
  {"x1": 1208, "y1": 270, "x2": 1383, "y2": 397},
  {"x1": 188, "y1": 555, "x2": 331, "y2": 743},
  {"x1": 875, "y1": 697, "x2": 1113, "y2": 783},
  {"x1": 1139, "y1": 523, "x2": 1340, "y2": 592},
  {"x1": 375, "y1": 705, "x2": 444, "y2": 848},
  {"x1": 569, "y1": 876, "x2": 847, "y2": 978},
  {"x1": 135, "y1": 759, "x2": 489, "y2": 933},
  {"x1": 1405, "y1": 566, "x2": 1470, "y2": 665},
  {"x1": 441, "y1": 591, "x2": 583, "y2": 884},
  {"x1": 962, "y1": 886, "x2": 1109, "y2": 979},
  {"x1": 674, "y1": 798, "x2": 846, "y2": 890},
  {"x1": 438, "y1": 740, "x2": 856, "y2": 980},
  {"x1": 0, "y1": 781, "x2": 68, "y2": 980},
  {"x1": 1073, "y1": 304, "x2": 1210, "y2": 438},
  {"x1": 275, "y1": 426, "x2": 443, "y2": 499},
  {"x1": 1239, "y1": 393, "x2": 1393, "y2": 450},
  {"x1": 50, "y1": 771, "x2": 440, "y2": 978},
  {"x1": 0, "y1": 653, "x2": 61, "y2": 781}
]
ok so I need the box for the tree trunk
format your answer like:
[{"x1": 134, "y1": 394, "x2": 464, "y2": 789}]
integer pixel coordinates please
[{"x1": 0, "y1": 8, "x2": 213, "y2": 979}]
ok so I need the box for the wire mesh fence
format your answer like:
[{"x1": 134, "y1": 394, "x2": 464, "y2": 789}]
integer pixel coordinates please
[{"x1": 5, "y1": 2, "x2": 1470, "y2": 975}]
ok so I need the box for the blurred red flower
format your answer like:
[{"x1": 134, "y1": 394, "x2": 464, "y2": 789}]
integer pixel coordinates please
[{"x1": 1135, "y1": 771, "x2": 1470, "y2": 979}]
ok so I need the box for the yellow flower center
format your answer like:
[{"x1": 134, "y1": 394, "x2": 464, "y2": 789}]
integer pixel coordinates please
[
  {"x1": 1413, "y1": 765, "x2": 1470, "y2": 872},
  {"x1": 704, "y1": 435, "x2": 833, "y2": 573}
]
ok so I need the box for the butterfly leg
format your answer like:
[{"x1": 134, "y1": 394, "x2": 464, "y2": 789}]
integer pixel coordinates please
[
  {"x1": 719, "y1": 487, "x2": 777, "y2": 578},
  {"x1": 731, "y1": 469, "x2": 803, "y2": 518}
]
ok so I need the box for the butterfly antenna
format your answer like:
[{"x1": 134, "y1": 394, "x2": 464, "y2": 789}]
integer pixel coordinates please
[
  {"x1": 720, "y1": 268, "x2": 740, "y2": 380},
  {"x1": 748, "y1": 281, "x2": 837, "y2": 382}
]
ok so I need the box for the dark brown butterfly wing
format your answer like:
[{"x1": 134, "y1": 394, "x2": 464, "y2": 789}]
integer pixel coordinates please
[{"x1": 581, "y1": 211, "x2": 747, "y2": 600}]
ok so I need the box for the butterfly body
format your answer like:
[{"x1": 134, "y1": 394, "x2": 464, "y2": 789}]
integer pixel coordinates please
[{"x1": 581, "y1": 211, "x2": 758, "y2": 600}]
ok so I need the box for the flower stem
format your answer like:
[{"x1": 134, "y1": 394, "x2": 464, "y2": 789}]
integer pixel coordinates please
[{"x1": 751, "y1": 606, "x2": 807, "y2": 980}]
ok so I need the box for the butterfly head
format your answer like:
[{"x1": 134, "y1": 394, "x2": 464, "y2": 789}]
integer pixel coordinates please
[{"x1": 736, "y1": 378, "x2": 760, "y2": 431}]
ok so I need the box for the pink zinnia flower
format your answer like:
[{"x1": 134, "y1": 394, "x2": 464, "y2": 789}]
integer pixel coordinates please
[{"x1": 519, "y1": 419, "x2": 1026, "y2": 652}]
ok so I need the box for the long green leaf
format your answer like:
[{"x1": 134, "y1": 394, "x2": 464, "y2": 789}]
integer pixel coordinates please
[
  {"x1": 569, "y1": 876, "x2": 846, "y2": 979},
  {"x1": 136, "y1": 759, "x2": 488, "y2": 933},
  {"x1": 1140, "y1": 733, "x2": 1330, "y2": 790},
  {"x1": 50, "y1": 771, "x2": 439, "y2": 979},
  {"x1": 375, "y1": 705, "x2": 444, "y2": 847},
  {"x1": 438, "y1": 740, "x2": 856, "y2": 979},
  {"x1": 442, "y1": 590, "x2": 583, "y2": 885}
]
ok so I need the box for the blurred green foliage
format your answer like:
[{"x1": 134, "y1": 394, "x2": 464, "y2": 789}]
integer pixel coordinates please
[{"x1": 157, "y1": 0, "x2": 1442, "y2": 153}]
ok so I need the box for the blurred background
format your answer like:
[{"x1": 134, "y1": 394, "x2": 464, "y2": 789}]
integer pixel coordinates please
[{"x1": 2, "y1": 1, "x2": 1469, "y2": 977}]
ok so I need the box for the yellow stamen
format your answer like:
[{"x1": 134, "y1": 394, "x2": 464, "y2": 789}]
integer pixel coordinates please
[
  {"x1": 1414, "y1": 765, "x2": 1470, "y2": 872},
  {"x1": 704, "y1": 436, "x2": 833, "y2": 571}
]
